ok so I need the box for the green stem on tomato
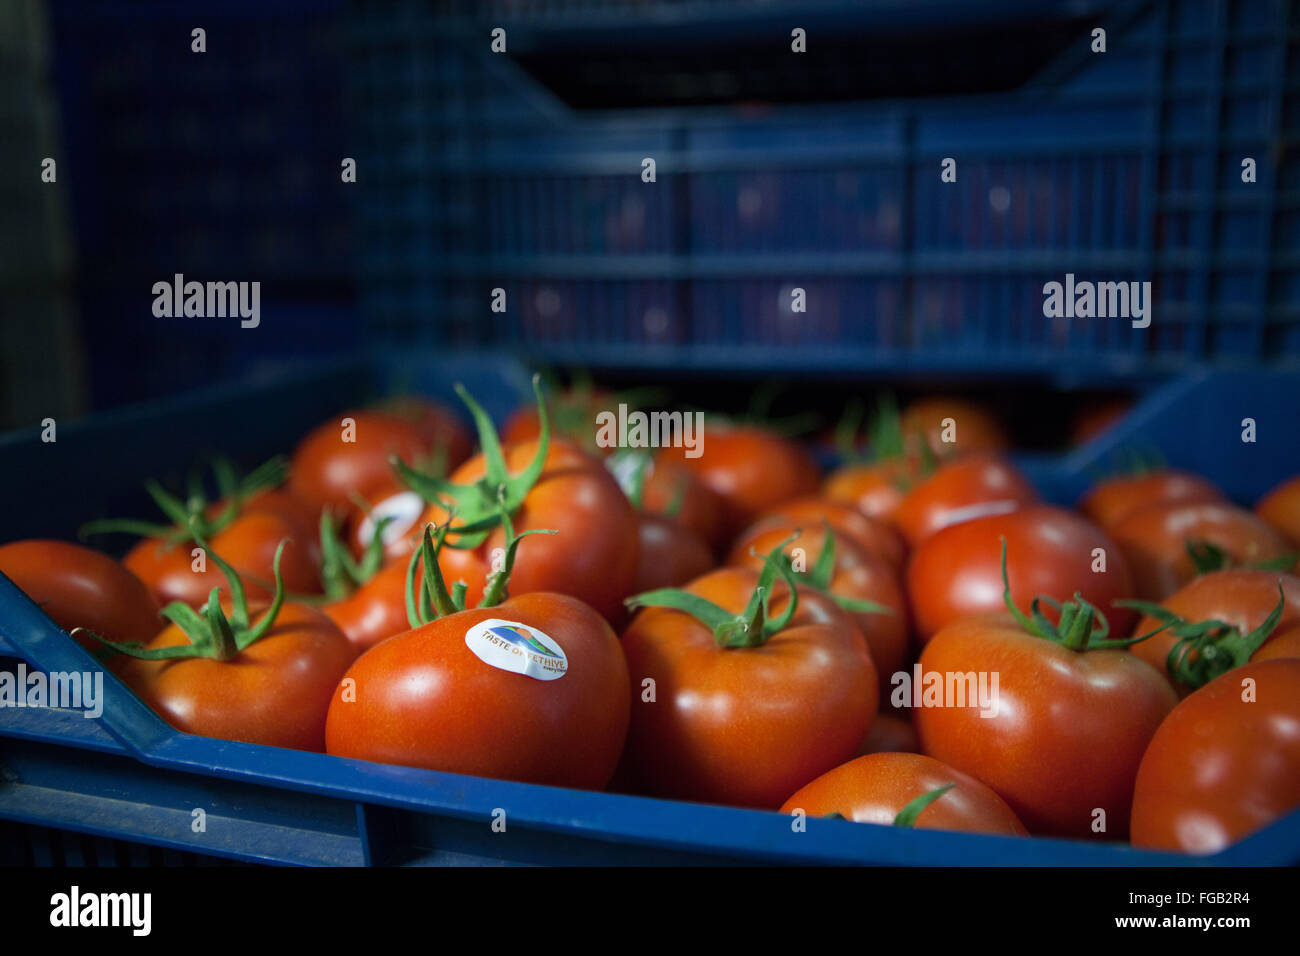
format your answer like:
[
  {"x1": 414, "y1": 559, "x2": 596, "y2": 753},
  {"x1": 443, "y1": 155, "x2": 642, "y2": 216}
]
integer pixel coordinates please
[{"x1": 893, "y1": 784, "x2": 956, "y2": 828}]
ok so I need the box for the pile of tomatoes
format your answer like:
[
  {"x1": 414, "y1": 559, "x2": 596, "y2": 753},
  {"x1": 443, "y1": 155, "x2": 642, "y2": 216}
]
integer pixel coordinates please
[{"x1": 3, "y1": 382, "x2": 1298, "y2": 858}]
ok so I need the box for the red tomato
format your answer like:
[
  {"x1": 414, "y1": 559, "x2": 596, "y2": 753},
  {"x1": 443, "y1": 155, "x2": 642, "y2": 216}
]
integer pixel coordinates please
[
  {"x1": 1129, "y1": 570, "x2": 1300, "y2": 688},
  {"x1": 822, "y1": 457, "x2": 924, "y2": 527},
  {"x1": 663, "y1": 424, "x2": 820, "y2": 540},
  {"x1": 502, "y1": 387, "x2": 612, "y2": 454},
  {"x1": 780, "y1": 753, "x2": 1026, "y2": 836},
  {"x1": 638, "y1": 456, "x2": 727, "y2": 551},
  {"x1": 373, "y1": 396, "x2": 472, "y2": 469},
  {"x1": 736, "y1": 497, "x2": 906, "y2": 569},
  {"x1": 1110, "y1": 501, "x2": 1295, "y2": 601},
  {"x1": 900, "y1": 398, "x2": 1009, "y2": 458},
  {"x1": 727, "y1": 523, "x2": 910, "y2": 702},
  {"x1": 113, "y1": 601, "x2": 353, "y2": 752},
  {"x1": 630, "y1": 515, "x2": 715, "y2": 596},
  {"x1": 325, "y1": 592, "x2": 629, "y2": 790},
  {"x1": 289, "y1": 411, "x2": 432, "y2": 517},
  {"x1": 399, "y1": 439, "x2": 639, "y2": 622},
  {"x1": 322, "y1": 555, "x2": 413, "y2": 658},
  {"x1": 1079, "y1": 469, "x2": 1225, "y2": 532},
  {"x1": 0, "y1": 540, "x2": 161, "y2": 649},
  {"x1": 857, "y1": 712, "x2": 919, "y2": 756},
  {"x1": 1256, "y1": 475, "x2": 1300, "y2": 546},
  {"x1": 907, "y1": 505, "x2": 1135, "y2": 643},
  {"x1": 619, "y1": 566, "x2": 875, "y2": 808},
  {"x1": 893, "y1": 452, "x2": 1038, "y2": 548},
  {"x1": 916, "y1": 611, "x2": 1176, "y2": 838},
  {"x1": 1131, "y1": 658, "x2": 1300, "y2": 854}
]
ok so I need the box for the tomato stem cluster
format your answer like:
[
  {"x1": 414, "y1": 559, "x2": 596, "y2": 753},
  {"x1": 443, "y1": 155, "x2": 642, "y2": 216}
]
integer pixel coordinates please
[
  {"x1": 1184, "y1": 539, "x2": 1297, "y2": 576},
  {"x1": 317, "y1": 510, "x2": 391, "y2": 601}
]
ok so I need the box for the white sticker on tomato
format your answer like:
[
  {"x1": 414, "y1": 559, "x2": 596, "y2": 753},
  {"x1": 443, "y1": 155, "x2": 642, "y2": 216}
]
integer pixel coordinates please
[
  {"x1": 464, "y1": 618, "x2": 569, "y2": 681},
  {"x1": 356, "y1": 491, "x2": 425, "y2": 549}
]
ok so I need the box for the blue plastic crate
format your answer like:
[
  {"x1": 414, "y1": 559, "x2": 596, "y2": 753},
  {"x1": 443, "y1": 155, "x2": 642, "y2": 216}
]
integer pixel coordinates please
[
  {"x1": 347, "y1": 0, "x2": 1299, "y2": 378},
  {"x1": 1, "y1": 353, "x2": 1298, "y2": 866}
]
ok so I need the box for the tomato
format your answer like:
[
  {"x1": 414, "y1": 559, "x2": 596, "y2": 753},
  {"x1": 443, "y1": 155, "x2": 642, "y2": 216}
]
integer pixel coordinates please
[
  {"x1": 857, "y1": 712, "x2": 919, "y2": 756},
  {"x1": 107, "y1": 547, "x2": 353, "y2": 752},
  {"x1": 893, "y1": 452, "x2": 1038, "y2": 548},
  {"x1": 502, "y1": 386, "x2": 612, "y2": 454},
  {"x1": 1109, "y1": 501, "x2": 1295, "y2": 601},
  {"x1": 631, "y1": 514, "x2": 715, "y2": 596},
  {"x1": 900, "y1": 397, "x2": 1009, "y2": 458},
  {"x1": 326, "y1": 592, "x2": 629, "y2": 789},
  {"x1": 907, "y1": 505, "x2": 1135, "y2": 643},
  {"x1": 619, "y1": 565, "x2": 875, "y2": 808},
  {"x1": 289, "y1": 410, "x2": 433, "y2": 517},
  {"x1": 0, "y1": 540, "x2": 161, "y2": 649},
  {"x1": 735, "y1": 497, "x2": 906, "y2": 569},
  {"x1": 822, "y1": 457, "x2": 924, "y2": 527},
  {"x1": 1131, "y1": 658, "x2": 1300, "y2": 854},
  {"x1": 1256, "y1": 475, "x2": 1300, "y2": 545},
  {"x1": 780, "y1": 753, "x2": 1027, "y2": 836},
  {"x1": 1079, "y1": 469, "x2": 1225, "y2": 532},
  {"x1": 915, "y1": 606, "x2": 1176, "y2": 838},
  {"x1": 663, "y1": 423, "x2": 820, "y2": 540},
  {"x1": 400, "y1": 438, "x2": 638, "y2": 622},
  {"x1": 727, "y1": 523, "x2": 909, "y2": 701},
  {"x1": 322, "y1": 555, "x2": 413, "y2": 658},
  {"x1": 372, "y1": 396, "x2": 472, "y2": 469},
  {"x1": 638, "y1": 456, "x2": 726, "y2": 551},
  {"x1": 1128, "y1": 570, "x2": 1300, "y2": 688}
]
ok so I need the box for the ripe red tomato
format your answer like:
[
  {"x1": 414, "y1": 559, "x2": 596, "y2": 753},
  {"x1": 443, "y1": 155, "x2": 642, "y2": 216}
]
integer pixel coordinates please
[
  {"x1": 114, "y1": 602, "x2": 352, "y2": 751},
  {"x1": 619, "y1": 565, "x2": 876, "y2": 808},
  {"x1": 1110, "y1": 501, "x2": 1295, "y2": 601},
  {"x1": 736, "y1": 497, "x2": 906, "y2": 569},
  {"x1": 1256, "y1": 475, "x2": 1300, "y2": 545},
  {"x1": 1131, "y1": 658, "x2": 1300, "y2": 854},
  {"x1": 630, "y1": 515, "x2": 715, "y2": 596},
  {"x1": 0, "y1": 540, "x2": 161, "y2": 649},
  {"x1": 900, "y1": 398, "x2": 1009, "y2": 458},
  {"x1": 1128, "y1": 570, "x2": 1300, "y2": 688},
  {"x1": 780, "y1": 752, "x2": 1026, "y2": 836},
  {"x1": 325, "y1": 592, "x2": 629, "y2": 789},
  {"x1": 727, "y1": 523, "x2": 910, "y2": 701},
  {"x1": 322, "y1": 555, "x2": 413, "y2": 658},
  {"x1": 663, "y1": 424, "x2": 820, "y2": 540},
  {"x1": 1079, "y1": 469, "x2": 1224, "y2": 531},
  {"x1": 399, "y1": 438, "x2": 638, "y2": 622},
  {"x1": 916, "y1": 609, "x2": 1176, "y2": 838},
  {"x1": 289, "y1": 411, "x2": 433, "y2": 517},
  {"x1": 822, "y1": 457, "x2": 923, "y2": 527},
  {"x1": 372, "y1": 396, "x2": 472, "y2": 469},
  {"x1": 857, "y1": 712, "x2": 919, "y2": 756},
  {"x1": 638, "y1": 456, "x2": 726, "y2": 551},
  {"x1": 894, "y1": 452, "x2": 1038, "y2": 548},
  {"x1": 907, "y1": 505, "x2": 1136, "y2": 643}
]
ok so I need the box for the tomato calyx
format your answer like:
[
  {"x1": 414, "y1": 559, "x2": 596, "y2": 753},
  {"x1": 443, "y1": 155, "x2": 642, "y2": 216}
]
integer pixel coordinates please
[
  {"x1": 997, "y1": 537, "x2": 1165, "y2": 652},
  {"x1": 1116, "y1": 583, "x2": 1288, "y2": 689},
  {"x1": 833, "y1": 393, "x2": 935, "y2": 487},
  {"x1": 1184, "y1": 539, "x2": 1297, "y2": 575},
  {"x1": 625, "y1": 538, "x2": 802, "y2": 648},
  {"x1": 402, "y1": 509, "x2": 557, "y2": 628},
  {"x1": 778, "y1": 524, "x2": 894, "y2": 618},
  {"x1": 317, "y1": 510, "x2": 392, "y2": 601},
  {"x1": 79, "y1": 455, "x2": 289, "y2": 547},
  {"x1": 76, "y1": 528, "x2": 290, "y2": 663},
  {"x1": 893, "y1": 783, "x2": 956, "y2": 828},
  {"x1": 392, "y1": 376, "x2": 549, "y2": 549}
]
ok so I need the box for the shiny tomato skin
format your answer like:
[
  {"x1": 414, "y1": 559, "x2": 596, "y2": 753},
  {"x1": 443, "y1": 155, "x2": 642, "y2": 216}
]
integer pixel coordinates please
[
  {"x1": 894, "y1": 452, "x2": 1038, "y2": 548},
  {"x1": 1110, "y1": 501, "x2": 1295, "y2": 601},
  {"x1": 728, "y1": 523, "x2": 910, "y2": 701},
  {"x1": 373, "y1": 396, "x2": 473, "y2": 469},
  {"x1": 399, "y1": 438, "x2": 639, "y2": 622},
  {"x1": 1079, "y1": 469, "x2": 1224, "y2": 532},
  {"x1": 737, "y1": 497, "x2": 906, "y2": 569},
  {"x1": 1131, "y1": 658, "x2": 1300, "y2": 854},
  {"x1": 0, "y1": 540, "x2": 162, "y2": 649},
  {"x1": 916, "y1": 613, "x2": 1176, "y2": 838},
  {"x1": 822, "y1": 457, "x2": 922, "y2": 527},
  {"x1": 664, "y1": 425, "x2": 820, "y2": 540},
  {"x1": 619, "y1": 566, "x2": 876, "y2": 809},
  {"x1": 289, "y1": 411, "x2": 431, "y2": 517},
  {"x1": 1256, "y1": 475, "x2": 1300, "y2": 546},
  {"x1": 322, "y1": 556, "x2": 413, "y2": 658},
  {"x1": 112, "y1": 602, "x2": 354, "y2": 752},
  {"x1": 857, "y1": 712, "x2": 919, "y2": 756},
  {"x1": 1130, "y1": 570, "x2": 1300, "y2": 687},
  {"x1": 906, "y1": 505, "x2": 1136, "y2": 644},
  {"x1": 900, "y1": 398, "x2": 1009, "y2": 458},
  {"x1": 325, "y1": 592, "x2": 630, "y2": 790},
  {"x1": 780, "y1": 752, "x2": 1027, "y2": 836},
  {"x1": 125, "y1": 509, "x2": 321, "y2": 608}
]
